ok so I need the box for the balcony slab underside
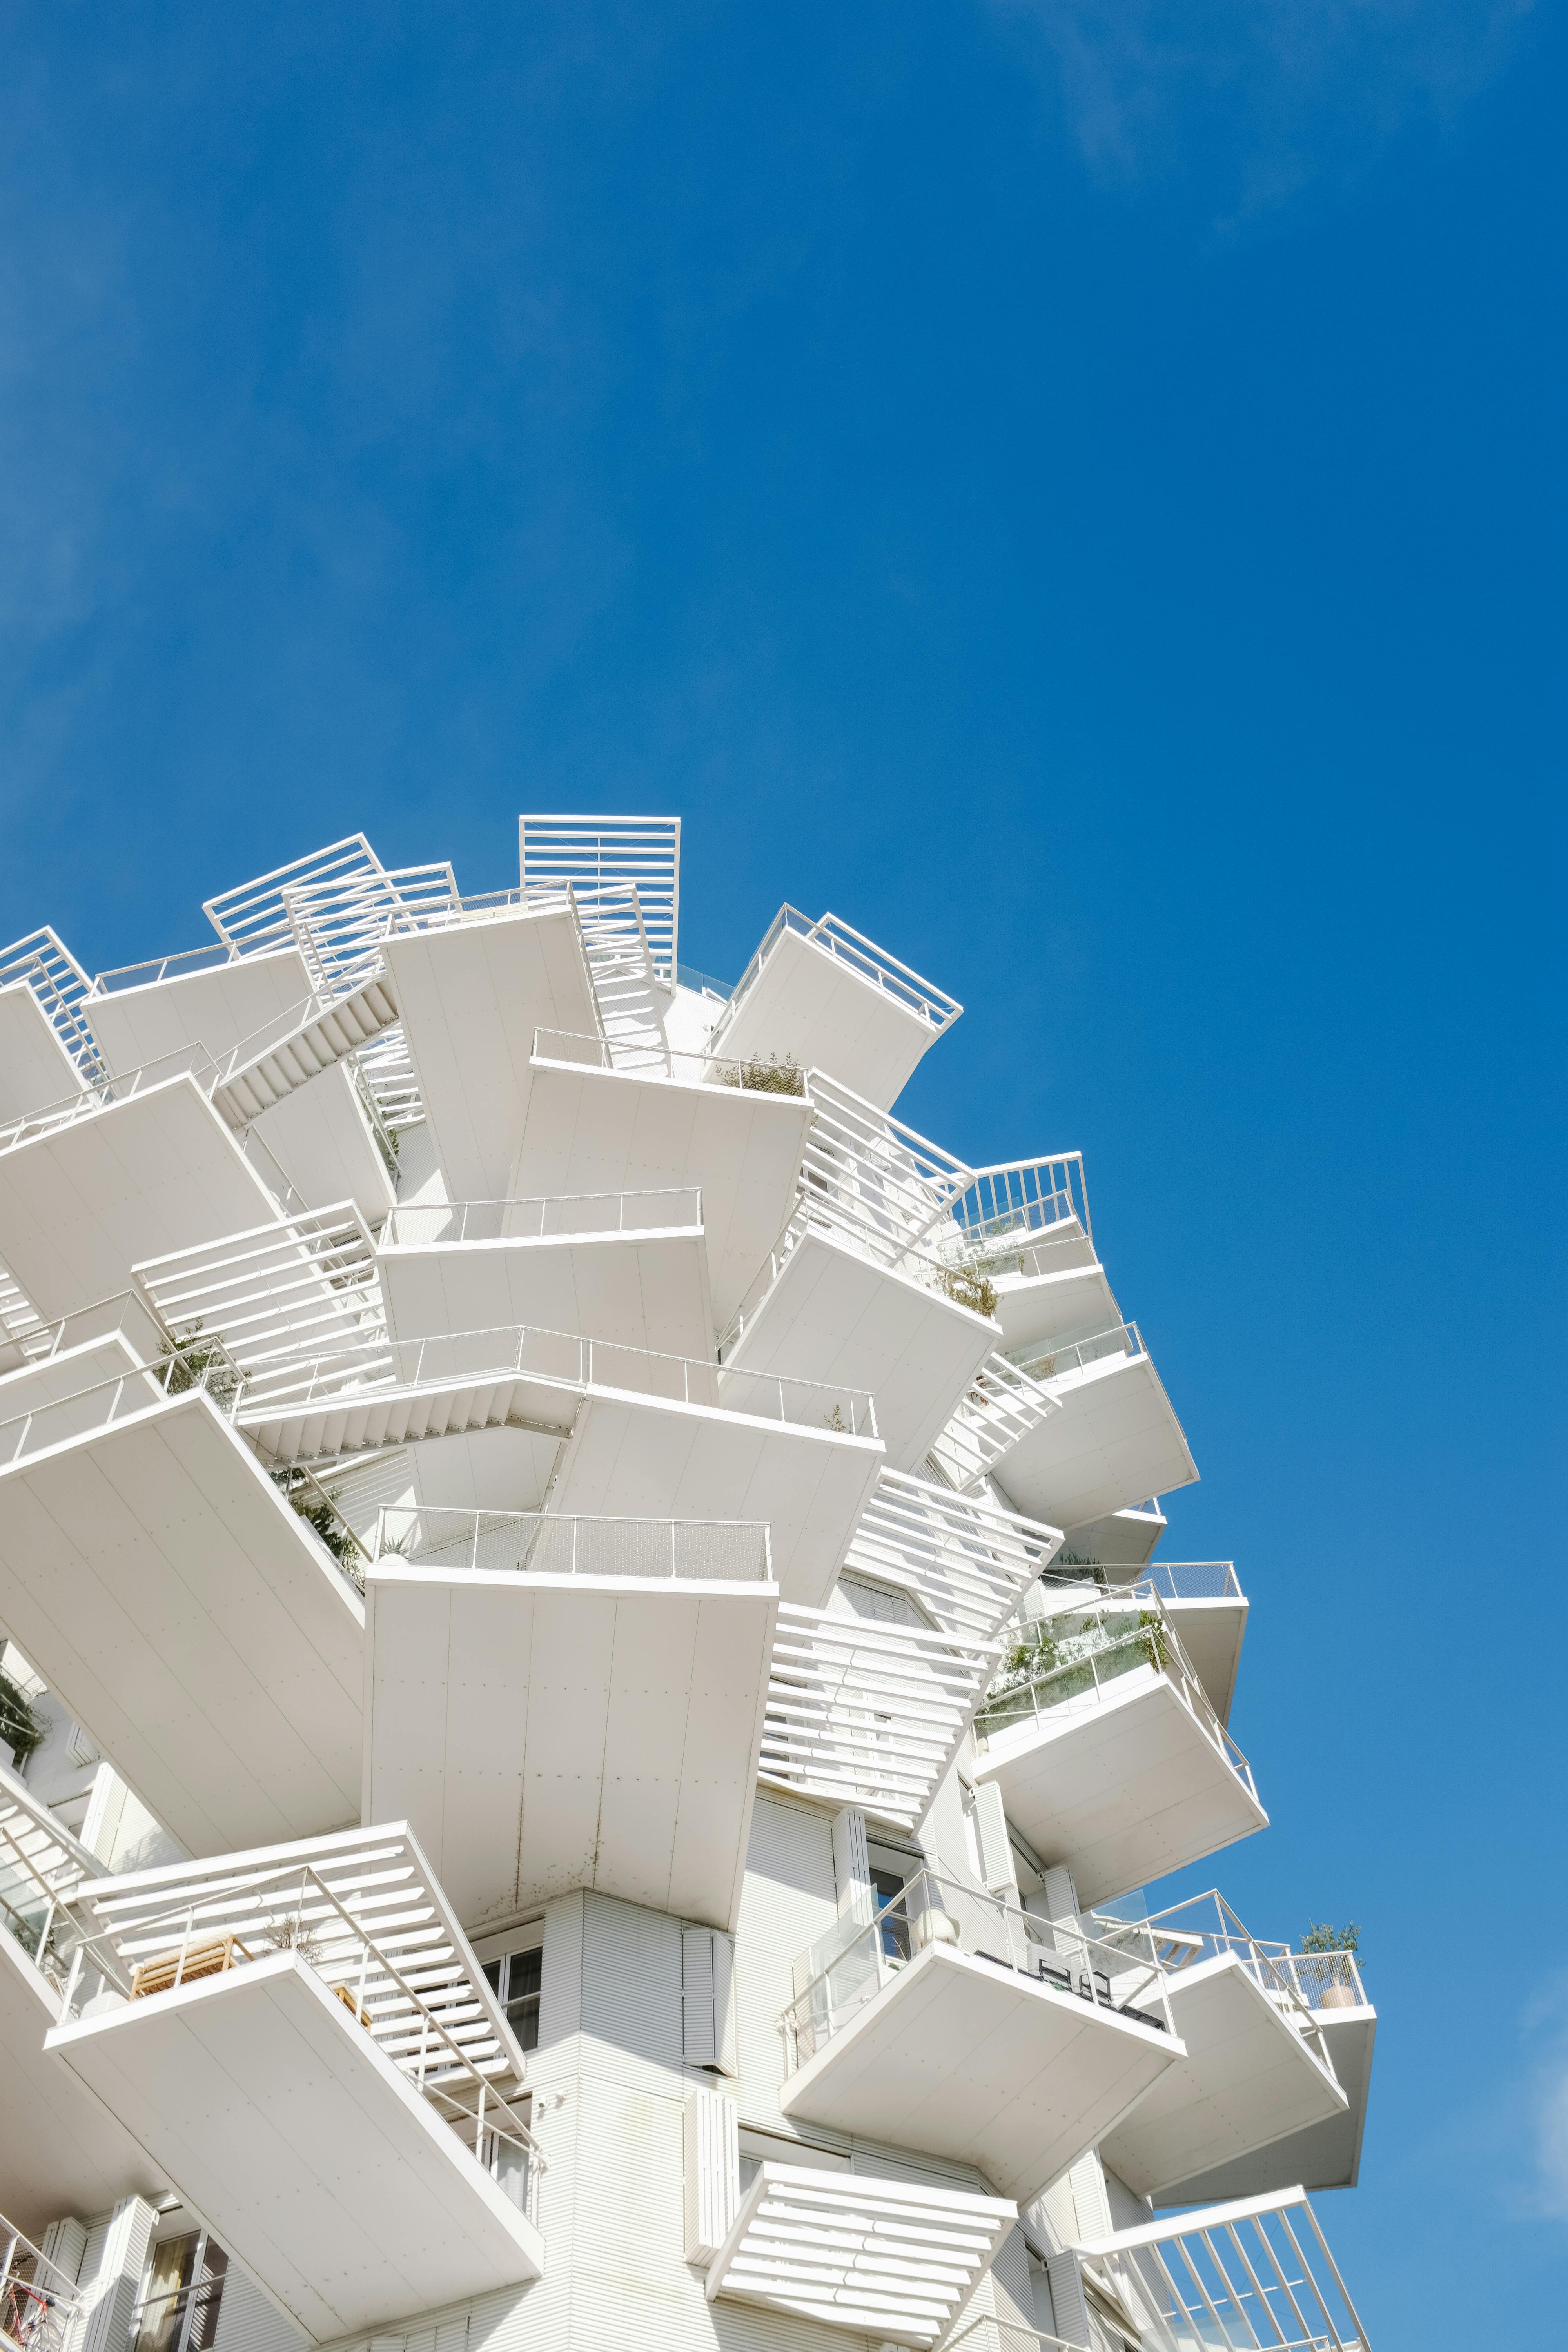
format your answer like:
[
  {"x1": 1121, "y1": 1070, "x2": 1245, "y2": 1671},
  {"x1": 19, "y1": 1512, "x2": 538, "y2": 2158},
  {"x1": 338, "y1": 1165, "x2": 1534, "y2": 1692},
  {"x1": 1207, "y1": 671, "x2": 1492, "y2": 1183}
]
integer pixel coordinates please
[
  {"x1": 0, "y1": 980, "x2": 84, "y2": 1124},
  {"x1": 1062, "y1": 1501, "x2": 1167, "y2": 1567},
  {"x1": 548, "y1": 1389, "x2": 883, "y2": 1609},
  {"x1": 0, "y1": 1078, "x2": 280, "y2": 1321},
  {"x1": 378, "y1": 1225, "x2": 715, "y2": 1365},
  {"x1": 0, "y1": 1926, "x2": 163, "y2": 2236},
  {"x1": 991, "y1": 1262, "x2": 1123, "y2": 1359},
  {"x1": 1098, "y1": 1954, "x2": 1348, "y2": 2200},
  {"x1": 363, "y1": 1564, "x2": 776, "y2": 1933},
  {"x1": 991, "y1": 1354, "x2": 1198, "y2": 1531},
  {"x1": 382, "y1": 905, "x2": 596, "y2": 1203},
  {"x1": 973, "y1": 1670, "x2": 1267, "y2": 1907},
  {"x1": 86, "y1": 953, "x2": 392, "y2": 1224},
  {"x1": 46, "y1": 1953, "x2": 544, "y2": 2344},
  {"x1": 779, "y1": 1944, "x2": 1182, "y2": 2203},
  {"x1": 1158, "y1": 1597, "x2": 1248, "y2": 1724},
  {"x1": 515, "y1": 1056, "x2": 812, "y2": 1330},
  {"x1": 713, "y1": 927, "x2": 936, "y2": 1112},
  {"x1": 1153, "y1": 2002, "x2": 1376, "y2": 2201},
  {"x1": 724, "y1": 1226, "x2": 995, "y2": 1474},
  {"x1": 0, "y1": 1394, "x2": 364, "y2": 1857}
]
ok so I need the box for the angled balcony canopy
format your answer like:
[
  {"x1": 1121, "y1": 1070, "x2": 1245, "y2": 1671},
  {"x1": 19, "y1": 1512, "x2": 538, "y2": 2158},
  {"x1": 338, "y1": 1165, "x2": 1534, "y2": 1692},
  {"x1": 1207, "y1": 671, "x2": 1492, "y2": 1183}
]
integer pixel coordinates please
[
  {"x1": 705, "y1": 907, "x2": 960, "y2": 1112},
  {"x1": 972, "y1": 1591, "x2": 1266, "y2": 1906},
  {"x1": 50, "y1": 1823, "x2": 544, "y2": 2343},
  {"x1": 986, "y1": 1322, "x2": 1198, "y2": 1530},
  {"x1": 363, "y1": 1506, "x2": 777, "y2": 1933}
]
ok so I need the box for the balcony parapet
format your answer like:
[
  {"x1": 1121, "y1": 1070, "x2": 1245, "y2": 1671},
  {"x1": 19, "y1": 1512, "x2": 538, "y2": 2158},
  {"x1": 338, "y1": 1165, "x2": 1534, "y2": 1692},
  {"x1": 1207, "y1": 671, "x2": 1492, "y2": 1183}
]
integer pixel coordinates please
[
  {"x1": 379, "y1": 1188, "x2": 704, "y2": 1248},
  {"x1": 0, "y1": 1759, "x2": 111, "y2": 2006},
  {"x1": 532, "y1": 1024, "x2": 811, "y2": 1094},
  {"x1": 0, "y1": 927, "x2": 105, "y2": 1089},
  {"x1": 711, "y1": 907, "x2": 962, "y2": 1050},
  {"x1": 1070, "y1": 2185, "x2": 1370, "y2": 2352},
  {"x1": 371, "y1": 1503, "x2": 771, "y2": 1584},
  {"x1": 938, "y1": 1154, "x2": 1091, "y2": 1271},
  {"x1": 1132, "y1": 1889, "x2": 1368, "y2": 2033},
  {"x1": 0, "y1": 2209, "x2": 82, "y2": 2352},
  {"x1": 133, "y1": 1205, "x2": 384, "y2": 1383},
  {"x1": 521, "y1": 813, "x2": 681, "y2": 981}
]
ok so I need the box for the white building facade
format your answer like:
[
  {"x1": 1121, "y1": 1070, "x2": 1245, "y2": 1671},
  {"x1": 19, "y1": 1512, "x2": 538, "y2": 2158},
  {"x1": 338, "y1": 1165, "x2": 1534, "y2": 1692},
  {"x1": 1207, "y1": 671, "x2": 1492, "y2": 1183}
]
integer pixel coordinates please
[{"x1": 0, "y1": 818, "x2": 1375, "y2": 2352}]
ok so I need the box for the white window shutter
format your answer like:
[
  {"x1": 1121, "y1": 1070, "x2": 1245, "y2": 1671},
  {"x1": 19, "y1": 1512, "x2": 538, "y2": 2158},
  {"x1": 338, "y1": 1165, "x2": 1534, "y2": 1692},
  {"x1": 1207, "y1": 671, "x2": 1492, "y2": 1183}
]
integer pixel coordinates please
[
  {"x1": 831, "y1": 1806, "x2": 871, "y2": 1918},
  {"x1": 974, "y1": 1782, "x2": 1016, "y2": 1898},
  {"x1": 682, "y1": 1927, "x2": 737, "y2": 2074},
  {"x1": 683, "y1": 2089, "x2": 739, "y2": 2264}
]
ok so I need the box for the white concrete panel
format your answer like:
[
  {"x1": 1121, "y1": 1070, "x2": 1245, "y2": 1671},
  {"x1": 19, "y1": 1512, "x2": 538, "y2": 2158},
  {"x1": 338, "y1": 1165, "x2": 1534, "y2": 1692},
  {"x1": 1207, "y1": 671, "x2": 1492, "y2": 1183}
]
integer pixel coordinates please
[
  {"x1": 713, "y1": 928, "x2": 940, "y2": 1112},
  {"x1": 252, "y1": 1069, "x2": 394, "y2": 1227},
  {"x1": 0, "y1": 1080, "x2": 281, "y2": 1321},
  {"x1": 383, "y1": 907, "x2": 597, "y2": 1203},
  {"x1": 0, "y1": 1394, "x2": 364, "y2": 1856},
  {"x1": 515, "y1": 1058, "x2": 812, "y2": 1330},
  {"x1": 780, "y1": 1945, "x2": 1181, "y2": 2202},
  {"x1": 1099, "y1": 1956, "x2": 1348, "y2": 2198},
  {"x1": 407, "y1": 1428, "x2": 564, "y2": 1514},
  {"x1": 0, "y1": 982, "x2": 85, "y2": 1123},
  {"x1": 1152, "y1": 2005, "x2": 1376, "y2": 2200},
  {"x1": 86, "y1": 951, "x2": 316, "y2": 1073},
  {"x1": 0, "y1": 1334, "x2": 161, "y2": 1448},
  {"x1": 1064, "y1": 1503, "x2": 1167, "y2": 1566},
  {"x1": 46, "y1": 1954, "x2": 544, "y2": 2343},
  {"x1": 993, "y1": 1261, "x2": 1123, "y2": 1358},
  {"x1": 993, "y1": 1355, "x2": 1198, "y2": 1530},
  {"x1": 549, "y1": 1392, "x2": 884, "y2": 1608},
  {"x1": 379, "y1": 1227, "x2": 713, "y2": 1363},
  {"x1": 363, "y1": 1563, "x2": 777, "y2": 1933},
  {"x1": 724, "y1": 1228, "x2": 994, "y2": 1474},
  {"x1": 0, "y1": 1929, "x2": 164, "y2": 2236},
  {"x1": 973, "y1": 1672, "x2": 1267, "y2": 1906},
  {"x1": 1161, "y1": 1596, "x2": 1249, "y2": 1724}
]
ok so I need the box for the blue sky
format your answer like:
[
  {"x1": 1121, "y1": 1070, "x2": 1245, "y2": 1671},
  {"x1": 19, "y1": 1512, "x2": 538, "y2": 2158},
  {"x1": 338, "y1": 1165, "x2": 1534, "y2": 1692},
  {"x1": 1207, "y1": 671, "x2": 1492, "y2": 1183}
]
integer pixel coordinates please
[{"x1": 0, "y1": 2, "x2": 1563, "y2": 2338}]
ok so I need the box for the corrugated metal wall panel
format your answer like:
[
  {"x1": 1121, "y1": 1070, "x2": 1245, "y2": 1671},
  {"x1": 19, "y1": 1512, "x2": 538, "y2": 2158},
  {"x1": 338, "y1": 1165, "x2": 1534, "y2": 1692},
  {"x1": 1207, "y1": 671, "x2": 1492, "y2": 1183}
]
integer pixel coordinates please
[{"x1": 577, "y1": 1891, "x2": 686, "y2": 2094}]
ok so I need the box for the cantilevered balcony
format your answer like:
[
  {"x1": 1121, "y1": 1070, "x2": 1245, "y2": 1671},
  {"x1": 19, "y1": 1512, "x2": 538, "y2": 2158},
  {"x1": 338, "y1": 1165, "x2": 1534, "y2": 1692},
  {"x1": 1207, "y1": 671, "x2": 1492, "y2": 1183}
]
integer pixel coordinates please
[
  {"x1": 0, "y1": 1762, "x2": 159, "y2": 2231},
  {"x1": 377, "y1": 1190, "x2": 714, "y2": 1363},
  {"x1": 971, "y1": 1592, "x2": 1267, "y2": 1905},
  {"x1": 362, "y1": 1507, "x2": 777, "y2": 1933},
  {"x1": 1109, "y1": 1892, "x2": 1375, "y2": 2201},
  {"x1": 842, "y1": 1469, "x2": 1063, "y2": 1642},
  {"x1": 0, "y1": 1072, "x2": 287, "y2": 1323},
  {"x1": 779, "y1": 1869, "x2": 1183, "y2": 2200},
  {"x1": 0, "y1": 2207, "x2": 85, "y2": 2352},
  {"x1": 205, "y1": 1316, "x2": 879, "y2": 1604},
  {"x1": 1069, "y1": 2187, "x2": 1371, "y2": 2352},
  {"x1": 704, "y1": 907, "x2": 961, "y2": 1112},
  {"x1": 0, "y1": 928, "x2": 105, "y2": 1093},
  {"x1": 514, "y1": 1030, "x2": 814, "y2": 1331},
  {"x1": 935, "y1": 1154, "x2": 1125, "y2": 1362},
  {"x1": 48, "y1": 1825, "x2": 544, "y2": 2342},
  {"x1": 986, "y1": 1323, "x2": 1198, "y2": 1530},
  {"x1": 1125, "y1": 1561, "x2": 1248, "y2": 1723},
  {"x1": 720, "y1": 1074, "x2": 997, "y2": 1471},
  {"x1": 1097, "y1": 1893, "x2": 1352, "y2": 2203},
  {"x1": 0, "y1": 983, "x2": 87, "y2": 1130},
  {"x1": 703, "y1": 2164, "x2": 1018, "y2": 2350},
  {"x1": 759, "y1": 1604, "x2": 1002, "y2": 1833},
  {"x1": 0, "y1": 1356, "x2": 364, "y2": 1858}
]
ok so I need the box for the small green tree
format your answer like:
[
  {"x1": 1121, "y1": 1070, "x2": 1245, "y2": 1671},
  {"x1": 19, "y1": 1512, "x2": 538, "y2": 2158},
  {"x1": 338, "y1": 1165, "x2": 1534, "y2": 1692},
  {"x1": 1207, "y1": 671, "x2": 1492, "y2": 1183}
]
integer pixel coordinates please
[{"x1": 1302, "y1": 1920, "x2": 1361, "y2": 1958}]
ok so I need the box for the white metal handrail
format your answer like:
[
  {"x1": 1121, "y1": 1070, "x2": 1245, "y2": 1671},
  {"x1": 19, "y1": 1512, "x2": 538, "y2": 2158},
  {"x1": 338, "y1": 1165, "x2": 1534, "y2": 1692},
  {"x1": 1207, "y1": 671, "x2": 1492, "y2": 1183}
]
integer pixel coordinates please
[
  {"x1": 0, "y1": 1760, "x2": 105, "y2": 1995},
  {"x1": 379, "y1": 1189, "x2": 704, "y2": 1247},
  {"x1": 87, "y1": 942, "x2": 243, "y2": 995},
  {"x1": 710, "y1": 906, "x2": 962, "y2": 1046},
  {"x1": 0, "y1": 2212, "x2": 81, "y2": 2352},
  {"x1": 1131, "y1": 1891, "x2": 1368, "y2": 2018},
  {"x1": 1006, "y1": 1321, "x2": 1143, "y2": 1389},
  {"x1": 1074, "y1": 2186, "x2": 1370, "y2": 2352},
  {"x1": 521, "y1": 813, "x2": 681, "y2": 979},
  {"x1": 1132, "y1": 1560, "x2": 1243, "y2": 1601},
  {"x1": 931, "y1": 1352, "x2": 1060, "y2": 1491},
  {"x1": 531, "y1": 1026, "x2": 811, "y2": 1096},
  {"x1": 784, "y1": 1866, "x2": 1174, "y2": 2070},
  {"x1": 0, "y1": 926, "x2": 106, "y2": 1087},
  {"x1": 942, "y1": 1153, "x2": 1091, "y2": 1261},
  {"x1": 843, "y1": 1470, "x2": 1063, "y2": 1643},
  {"x1": 372, "y1": 1506, "x2": 772, "y2": 1584}
]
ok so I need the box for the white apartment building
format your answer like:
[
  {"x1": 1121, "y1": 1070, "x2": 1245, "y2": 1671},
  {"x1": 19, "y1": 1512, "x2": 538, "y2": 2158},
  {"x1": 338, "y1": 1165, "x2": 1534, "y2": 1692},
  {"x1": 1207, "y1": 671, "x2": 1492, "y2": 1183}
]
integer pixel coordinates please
[{"x1": 0, "y1": 818, "x2": 1376, "y2": 2352}]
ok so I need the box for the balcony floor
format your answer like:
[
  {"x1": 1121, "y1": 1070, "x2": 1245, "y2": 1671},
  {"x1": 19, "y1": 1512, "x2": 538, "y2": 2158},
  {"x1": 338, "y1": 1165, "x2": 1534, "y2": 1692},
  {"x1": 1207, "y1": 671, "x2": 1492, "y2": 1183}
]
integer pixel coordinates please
[
  {"x1": 992, "y1": 1352, "x2": 1198, "y2": 1531},
  {"x1": 379, "y1": 1223, "x2": 714, "y2": 1365},
  {"x1": 1152, "y1": 2001, "x2": 1376, "y2": 2201},
  {"x1": 515, "y1": 1053, "x2": 812, "y2": 1330},
  {"x1": 1099, "y1": 1953, "x2": 1349, "y2": 2199},
  {"x1": 973, "y1": 1668, "x2": 1267, "y2": 1907},
  {"x1": 383, "y1": 904, "x2": 596, "y2": 1203},
  {"x1": 713, "y1": 927, "x2": 938, "y2": 1112},
  {"x1": 780, "y1": 1943, "x2": 1181, "y2": 2203},
  {"x1": 724, "y1": 1225, "x2": 995, "y2": 1474},
  {"x1": 0, "y1": 1393, "x2": 364, "y2": 1857},
  {"x1": 46, "y1": 1953, "x2": 544, "y2": 2344},
  {"x1": 0, "y1": 1077, "x2": 280, "y2": 1321},
  {"x1": 363, "y1": 1561, "x2": 776, "y2": 1933}
]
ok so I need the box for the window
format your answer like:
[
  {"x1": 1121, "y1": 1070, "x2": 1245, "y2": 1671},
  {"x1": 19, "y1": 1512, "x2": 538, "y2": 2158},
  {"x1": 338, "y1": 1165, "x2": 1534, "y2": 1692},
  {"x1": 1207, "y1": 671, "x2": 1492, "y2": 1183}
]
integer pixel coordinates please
[
  {"x1": 871, "y1": 1869, "x2": 910, "y2": 1963},
  {"x1": 132, "y1": 2234, "x2": 228, "y2": 2352},
  {"x1": 483, "y1": 1945, "x2": 542, "y2": 2051}
]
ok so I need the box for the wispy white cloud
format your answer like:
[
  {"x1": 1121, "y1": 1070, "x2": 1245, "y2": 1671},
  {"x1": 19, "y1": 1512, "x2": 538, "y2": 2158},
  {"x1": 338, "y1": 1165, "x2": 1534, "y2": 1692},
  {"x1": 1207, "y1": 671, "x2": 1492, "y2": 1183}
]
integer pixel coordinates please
[
  {"x1": 985, "y1": 0, "x2": 1537, "y2": 214},
  {"x1": 1520, "y1": 1976, "x2": 1568, "y2": 2221}
]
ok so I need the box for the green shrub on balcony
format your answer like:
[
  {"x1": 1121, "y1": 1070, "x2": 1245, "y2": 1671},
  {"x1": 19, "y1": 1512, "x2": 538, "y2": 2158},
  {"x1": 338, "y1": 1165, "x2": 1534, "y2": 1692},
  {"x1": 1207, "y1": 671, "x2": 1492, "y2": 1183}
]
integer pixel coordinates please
[
  {"x1": 718, "y1": 1052, "x2": 804, "y2": 1096},
  {"x1": 0, "y1": 1670, "x2": 45, "y2": 1767},
  {"x1": 935, "y1": 1263, "x2": 999, "y2": 1318}
]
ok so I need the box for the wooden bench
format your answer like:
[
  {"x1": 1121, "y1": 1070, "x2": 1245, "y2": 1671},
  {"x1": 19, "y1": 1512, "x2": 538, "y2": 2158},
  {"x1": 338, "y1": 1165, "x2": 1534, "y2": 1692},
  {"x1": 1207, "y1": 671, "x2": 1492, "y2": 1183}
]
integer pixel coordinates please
[
  {"x1": 130, "y1": 1935, "x2": 247, "y2": 1999},
  {"x1": 330, "y1": 1982, "x2": 374, "y2": 2030}
]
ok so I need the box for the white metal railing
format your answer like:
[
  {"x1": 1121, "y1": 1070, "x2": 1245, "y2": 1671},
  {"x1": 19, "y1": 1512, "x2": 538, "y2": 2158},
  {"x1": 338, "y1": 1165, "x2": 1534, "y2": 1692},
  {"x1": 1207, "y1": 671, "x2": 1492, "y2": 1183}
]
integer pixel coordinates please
[
  {"x1": 945, "y1": 2325, "x2": 1088, "y2": 2352},
  {"x1": 372, "y1": 1506, "x2": 772, "y2": 1584},
  {"x1": 0, "y1": 1258, "x2": 45, "y2": 1357},
  {"x1": 842, "y1": 1470, "x2": 1063, "y2": 1643},
  {"x1": 0, "y1": 1760, "x2": 102, "y2": 1997},
  {"x1": 760, "y1": 1604, "x2": 1002, "y2": 1831},
  {"x1": 0, "y1": 1287, "x2": 166, "y2": 1378},
  {"x1": 1133, "y1": 1560, "x2": 1243, "y2": 1602},
  {"x1": 0, "y1": 2214, "x2": 82, "y2": 2352},
  {"x1": 975, "y1": 1594, "x2": 1259, "y2": 1808},
  {"x1": 0, "y1": 926, "x2": 106, "y2": 1087},
  {"x1": 203, "y1": 835, "x2": 392, "y2": 960},
  {"x1": 930, "y1": 1352, "x2": 1059, "y2": 1491},
  {"x1": 784, "y1": 1868, "x2": 1173, "y2": 2070},
  {"x1": 531, "y1": 1026, "x2": 810, "y2": 1097},
  {"x1": 709, "y1": 907, "x2": 962, "y2": 1050},
  {"x1": 1074, "y1": 2187, "x2": 1370, "y2": 2352},
  {"x1": 941, "y1": 1153, "x2": 1090, "y2": 1264},
  {"x1": 133, "y1": 1205, "x2": 384, "y2": 1381},
  {"x1": 1005, "y1": 1321, "x2": 1143, "y2": 1390},
  {"x1": 1130, "y1": 1891, "x2": 1367, "y2": 2022},
  {"x1": 521, "y1": 813, "x2": 681, "y2": 978},
  {"x1": 66, "y1": 1832, "x2": 544, "y2": 2222},
  {"x1": 87, "y1": 942, "x2": 242, "y2": 995},
  {"x1": 379, "y1": 1189, "x2": 703, "y2": 1247}
]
